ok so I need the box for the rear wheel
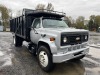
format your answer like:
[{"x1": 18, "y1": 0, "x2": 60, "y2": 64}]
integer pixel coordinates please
[
  {"x1": 13, "y1": 35, "x2": 23, "y2": 47},
  {"x1": 37, "y1": 46, "x2": 54, "y2": 72}
]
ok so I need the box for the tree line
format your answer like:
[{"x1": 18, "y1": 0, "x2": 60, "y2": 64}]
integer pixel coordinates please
[
  {"x1": 64, "y1": 15, "x2": 100, "y2": 31},
  {"x1": 0, "y1": 4, "x2": 10, "y2": 31},
  {"x1": 0, "y1": 3, "x2": 100, "y2": 31}
]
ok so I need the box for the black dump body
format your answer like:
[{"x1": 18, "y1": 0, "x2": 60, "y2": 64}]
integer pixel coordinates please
[{"x1": 10, "y1": 9, "x2": 65, "y2": 41}]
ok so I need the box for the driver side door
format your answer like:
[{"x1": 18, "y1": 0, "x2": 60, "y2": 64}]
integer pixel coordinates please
[{"x1": 30, "y1": 18, "x2": 41, "y2": 44}]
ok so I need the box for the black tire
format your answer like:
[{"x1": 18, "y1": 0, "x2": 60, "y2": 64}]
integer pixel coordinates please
[
  {"x1": 28, "y1": 43, "x2": 36, "y2": 56},
  {"x1": 37, "y1": 46, "x2": 54, "y2": 72},
  {"x1": 13, "y1": 35, "x2": 23, "y2": 47}
]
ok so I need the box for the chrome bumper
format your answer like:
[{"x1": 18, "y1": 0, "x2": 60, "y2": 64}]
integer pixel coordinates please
[{"x1": 53, "y1": 47, "x2": 89, "y2": 63}]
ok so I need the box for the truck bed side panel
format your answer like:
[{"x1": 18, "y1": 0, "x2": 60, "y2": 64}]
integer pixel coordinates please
[{"x1": 10, "y1": 15, "x2": 34, "y2": 41}]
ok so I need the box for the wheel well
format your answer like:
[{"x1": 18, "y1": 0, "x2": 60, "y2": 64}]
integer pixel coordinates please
[{"x1": 38, "y1": 41, "x2": 51, "y2": 54}]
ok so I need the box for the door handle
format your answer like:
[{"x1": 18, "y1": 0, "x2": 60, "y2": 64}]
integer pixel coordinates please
[
  {"x1": 41, "y1": 34, "x2": 46, "y2": 37},
  {"x1": 34, "y1": 31, "x2": 38, "y2": 34},
  {"x1": 35, "y1": 32, "x2": 38, "y2": 34},
  {"x1": 34, "y1": 29, "x2": 38, "y2": 34}
]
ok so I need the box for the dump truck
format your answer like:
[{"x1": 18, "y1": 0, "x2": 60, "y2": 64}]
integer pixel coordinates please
[{"x1": 10, "y1": 9, "x2": 89, "y2": 72}]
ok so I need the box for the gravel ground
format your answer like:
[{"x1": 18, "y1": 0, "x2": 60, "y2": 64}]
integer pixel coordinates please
[
  {"x1": 89, "y1": 32, "x2": 100, "y2": 44},
  {"x1": 0, "y1": 32, "x2": 100, "y2": 75}
]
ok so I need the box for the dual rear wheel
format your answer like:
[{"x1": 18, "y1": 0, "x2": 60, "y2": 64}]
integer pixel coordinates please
[{"x1": 13, "y1": 35, "x2": 23, "y2": 47}]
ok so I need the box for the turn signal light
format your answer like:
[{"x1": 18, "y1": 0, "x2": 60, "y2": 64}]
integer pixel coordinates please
[{"x1": 50, "y1": 37, "x2": 55, "y2": 41}]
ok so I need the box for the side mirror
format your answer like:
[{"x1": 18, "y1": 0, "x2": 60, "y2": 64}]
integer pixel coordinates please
[
  {"x1": 31, "y1": 27, "x2": 34, "y2": 30},
  {"x1": 31, "y1": 27, "x2": 38, "y2": 34}
]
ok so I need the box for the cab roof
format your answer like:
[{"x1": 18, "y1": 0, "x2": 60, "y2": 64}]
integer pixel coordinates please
[{"x1": 23, "y1": 9, "x2": 65, "y2": 18}]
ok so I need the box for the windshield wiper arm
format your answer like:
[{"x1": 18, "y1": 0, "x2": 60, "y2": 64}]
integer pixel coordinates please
[{"x1": 58, "y1": 26, "x2": 65, "y2": 27}]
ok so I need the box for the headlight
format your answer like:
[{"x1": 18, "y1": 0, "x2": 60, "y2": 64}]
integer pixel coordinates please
[
  {"x1": 63, "y1": 37, "x2": 68, "y2": 43},
  {"x1": 85, "y1": 35, "x2": 88, "y2": 40}
]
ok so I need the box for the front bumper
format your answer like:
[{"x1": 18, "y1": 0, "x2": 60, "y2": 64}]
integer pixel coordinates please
[{"x1": 53, "y1": 46, "x2": 89, "y2": 63}]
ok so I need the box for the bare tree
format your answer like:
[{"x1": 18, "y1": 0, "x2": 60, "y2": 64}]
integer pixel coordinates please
[
  {"x1": 35, "y1": 4, "x2": 45, "y2": 10},
  {"x1": 46, "y1": 3, "x2": 54, "y2": 11},
  {"x1": 35, "y1": 3, "x2": 54, "y2": 11}
]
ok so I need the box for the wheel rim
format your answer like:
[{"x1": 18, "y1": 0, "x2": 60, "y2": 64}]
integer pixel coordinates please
[{"x1": 39, "y1": 51, "x2": 48, "y2": 67}]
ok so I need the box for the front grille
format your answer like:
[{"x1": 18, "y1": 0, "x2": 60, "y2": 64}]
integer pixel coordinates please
[
  {"x1": 61, "y1": 32, "x2": 88, "y2": 46},
  {"x1": 68, "y1": 44, "x2": 86, "y2": 51},
  {"x1": 62, "y1": 43, "x2": 87, "y2": 53}
]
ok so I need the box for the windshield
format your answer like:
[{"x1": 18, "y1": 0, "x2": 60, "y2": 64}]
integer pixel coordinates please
[{"x1": 42, "y1": 19, "x2": 69, "y2": 28}]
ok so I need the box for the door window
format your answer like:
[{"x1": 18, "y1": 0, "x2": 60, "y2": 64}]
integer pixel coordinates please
[{"x1": 33, "y1": 19, "x2": 40, "y2": 28}]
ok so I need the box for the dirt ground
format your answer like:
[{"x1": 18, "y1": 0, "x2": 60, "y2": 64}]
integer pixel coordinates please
[{"x1": 0, "y1": 32, "x2": 100, "y2": 75}]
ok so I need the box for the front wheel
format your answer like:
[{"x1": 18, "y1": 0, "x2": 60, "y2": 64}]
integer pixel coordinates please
[{"x1": 37, "y1": 46, "x2": 54, "y2": 72}]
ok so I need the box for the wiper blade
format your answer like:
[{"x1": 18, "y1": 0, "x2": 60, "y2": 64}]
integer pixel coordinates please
[
  {"x1": 58, "y1": 26, "x2": 65, "y2": 27},
  {"x1": 47, "y1": 25, "x2": 57, "y2": 28}
]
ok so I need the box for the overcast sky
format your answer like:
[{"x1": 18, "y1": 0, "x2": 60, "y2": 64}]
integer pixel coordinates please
[{"x1": 0, "y1": 0, "x2": 100, "y2": 19}]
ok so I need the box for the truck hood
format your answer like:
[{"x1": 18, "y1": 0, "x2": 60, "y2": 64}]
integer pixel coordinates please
[{"x1": 44, "y1": 28, "x2": 88, "y2": 33}]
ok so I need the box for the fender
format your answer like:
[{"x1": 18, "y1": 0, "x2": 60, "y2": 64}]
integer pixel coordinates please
[{"x1": 38, "y1": 38, "x2": 57, "y2": 54}]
